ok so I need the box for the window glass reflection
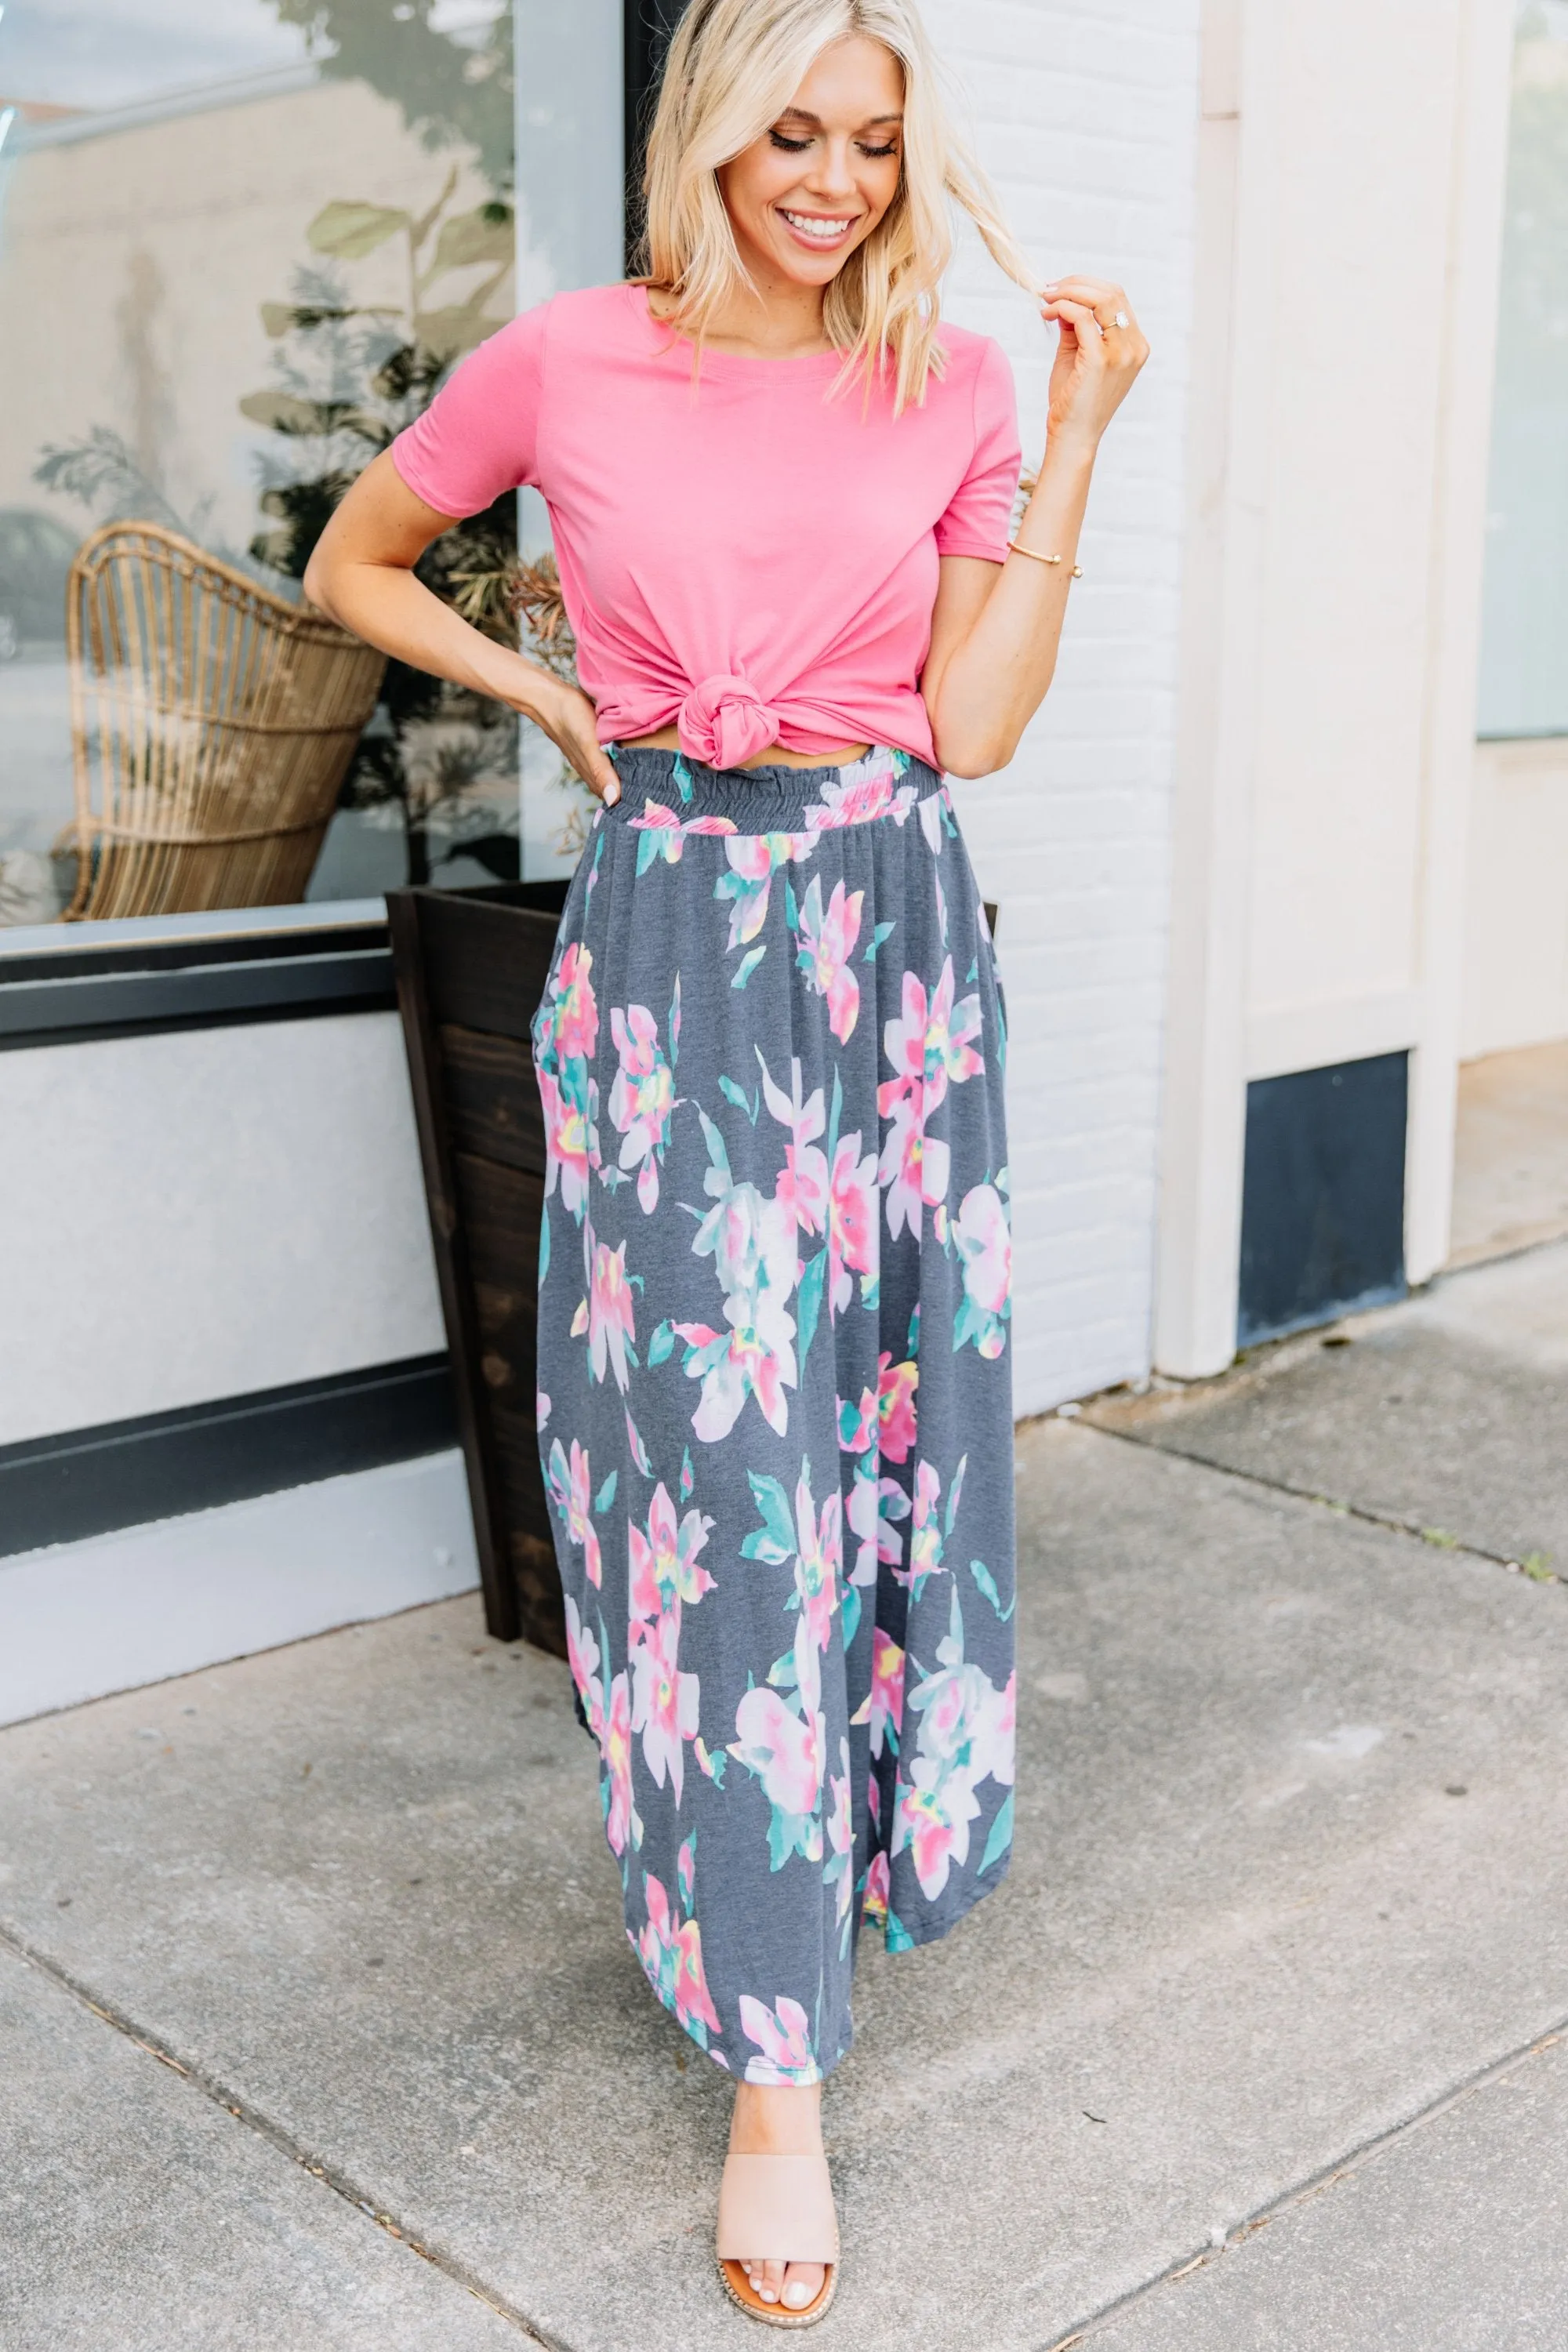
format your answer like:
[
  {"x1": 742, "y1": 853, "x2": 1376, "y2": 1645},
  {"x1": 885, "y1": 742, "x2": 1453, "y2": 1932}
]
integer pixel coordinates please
[
  {"x1": 1478, "y1": 1, "x2": 1568, "y2": 739},
  {"x1": 0, "y1": 0, "x2": 524, "y2": 924}
]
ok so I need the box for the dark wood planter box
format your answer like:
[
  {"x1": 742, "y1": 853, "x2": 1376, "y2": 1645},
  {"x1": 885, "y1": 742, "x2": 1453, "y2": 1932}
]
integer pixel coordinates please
[{"x1": 387, "y1": 880, "x2": 570, "y2": 1656}]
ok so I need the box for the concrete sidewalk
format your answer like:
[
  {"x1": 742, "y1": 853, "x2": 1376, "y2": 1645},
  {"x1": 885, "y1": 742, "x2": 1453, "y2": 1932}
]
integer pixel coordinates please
[{"x1": 4, "y1": 1243, "x2": 1567, "y2": 2350}]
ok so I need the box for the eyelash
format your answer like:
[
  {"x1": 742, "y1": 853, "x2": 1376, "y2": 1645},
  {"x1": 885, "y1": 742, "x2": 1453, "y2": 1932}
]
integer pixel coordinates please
[{"x1": 769, "y1": 131, "x2": 899, "y2": 158}]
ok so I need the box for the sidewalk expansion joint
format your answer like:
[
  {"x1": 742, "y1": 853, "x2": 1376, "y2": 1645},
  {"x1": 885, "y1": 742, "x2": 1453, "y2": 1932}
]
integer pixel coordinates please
[
  {"x1": 0, "y1": 1915, "x2": 570, "y2": 2350},
  {"x1": 1079, "y1": 1417, "x2": 1564, "y2": 1586},
  {"x1": 1032, "y1": 1999, "x2": 1568, "y2": 2347}
]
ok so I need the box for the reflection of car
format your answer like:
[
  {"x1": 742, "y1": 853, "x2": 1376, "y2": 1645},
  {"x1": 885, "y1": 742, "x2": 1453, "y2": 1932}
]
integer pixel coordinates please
[{"x1": 0, "y1": 509, "x2": 79, "y2": 656}]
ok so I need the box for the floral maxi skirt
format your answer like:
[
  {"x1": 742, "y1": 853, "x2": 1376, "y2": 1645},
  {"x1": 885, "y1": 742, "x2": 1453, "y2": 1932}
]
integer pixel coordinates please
[{"x1": 532, "y1": 745, "x2": 1016, "y2": 2085}]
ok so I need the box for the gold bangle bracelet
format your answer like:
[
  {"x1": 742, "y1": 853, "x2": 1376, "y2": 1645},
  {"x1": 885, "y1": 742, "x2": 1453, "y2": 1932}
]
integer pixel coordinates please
[{"x1": 1007, "y1": 539, "x2": 1083, "y2": 577}]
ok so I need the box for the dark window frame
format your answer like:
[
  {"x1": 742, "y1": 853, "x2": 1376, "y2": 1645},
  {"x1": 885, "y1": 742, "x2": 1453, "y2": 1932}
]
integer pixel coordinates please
[{"x1": 1, "y1": 14, "x2": 670, "y2": 1018}]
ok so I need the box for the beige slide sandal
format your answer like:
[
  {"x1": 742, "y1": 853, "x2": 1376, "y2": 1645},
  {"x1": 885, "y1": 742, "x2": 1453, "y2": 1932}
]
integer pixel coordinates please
[{"x1": 715, "y1": 2150, "x2": 840, "y2": 2328}]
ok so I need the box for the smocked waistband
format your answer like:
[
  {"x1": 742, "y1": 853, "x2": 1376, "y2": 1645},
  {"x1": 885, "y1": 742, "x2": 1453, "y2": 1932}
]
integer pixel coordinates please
[{"x1": 603, "y1": 743, "x2": 942, "y2": 835}]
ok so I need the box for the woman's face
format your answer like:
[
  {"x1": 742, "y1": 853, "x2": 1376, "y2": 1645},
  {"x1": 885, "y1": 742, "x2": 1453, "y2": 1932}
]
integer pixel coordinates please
[{"x1": 717, "y1": 36, "x2": 905, "y2": 287}]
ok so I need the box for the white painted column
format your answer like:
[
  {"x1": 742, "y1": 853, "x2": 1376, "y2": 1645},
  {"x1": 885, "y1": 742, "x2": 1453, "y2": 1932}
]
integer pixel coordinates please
[
  {"x1": 1405, "y1": 0, "x2": 1515, "y2": 1286},
  {"x1": 1153, "y1": 0, "x2": 1277, "y2": 1377}
]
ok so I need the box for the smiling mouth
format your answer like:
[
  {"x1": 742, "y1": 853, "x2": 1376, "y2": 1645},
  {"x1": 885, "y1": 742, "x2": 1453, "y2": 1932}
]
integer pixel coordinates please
[{"x1": 777, "y1": 209, "x2": 859, "y2": 246}]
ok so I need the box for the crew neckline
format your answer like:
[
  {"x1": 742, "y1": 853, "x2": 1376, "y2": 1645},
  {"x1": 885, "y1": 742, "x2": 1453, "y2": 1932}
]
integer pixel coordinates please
[{"x1": 627, "y1": 281, "x2": 846, "y2": 372}]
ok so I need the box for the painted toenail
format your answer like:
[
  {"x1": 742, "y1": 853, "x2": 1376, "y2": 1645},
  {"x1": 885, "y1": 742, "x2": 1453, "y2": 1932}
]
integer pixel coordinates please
[{"x1": 784, "y1": 2283, "x2": 811, "y2": 2307}]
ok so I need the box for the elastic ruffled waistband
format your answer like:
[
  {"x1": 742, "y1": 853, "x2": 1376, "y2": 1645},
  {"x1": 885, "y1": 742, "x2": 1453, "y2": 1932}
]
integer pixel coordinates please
[{"x1": 603, "y1": 743, "x2": 942, "y2": 835}]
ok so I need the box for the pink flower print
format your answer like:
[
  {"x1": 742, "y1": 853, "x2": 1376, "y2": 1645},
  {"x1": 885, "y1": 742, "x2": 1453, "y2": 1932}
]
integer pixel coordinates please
[
  {"x1": 536, "y1": 1065, "x2": 592, "y2": 1221},
  {"x1": 603, "y1": 1670, "x2": 636, "y2": 1857},
  {"x1": 845, "y1": 1456, "x2": 909, "y2": 1588},
  {"x1": 630, "y1": 1606, "x2": 700, "y2": 1805},
  {"x1": 901, "y1": 1458, "x2": 948, "y2": 1595},
  {"x1": 730, "y1": 1684, "x2": 825, "y2": 1831},
  {"x1": 715, "y1": 832, "x2": 817, "y2": 952},
  {"x1": 563, "y1": 1595, "x2": 605, "y2": 1743},
  {"x1": 878, "y1": 958, "x2": 983, "y2": 1119},
  {"x1": 587, "y1": 1236, "x2": 636, "y2": 1392},
  {"x1": 738, "y1": 1993, "x2": 819, "y2": 2086},
  {"x1": 628, "y1": 1483, "x2": 716, "y2": 1620},
  {"x1": 862, "y1": 1846, "x2": 890, "y2": 1929},
  {"x1": 954, "y1": 1181, "x2": 1012, "y2": 1359},
  {"x1": 869, "y1": 1628, "x2": 906, "y2": 1760},
  {"x1": 837, "y1": 1385, "x2": 877, "y2": 1455},
  {"x1": 892, "y1": 1758, "x2": 984, "y2": 1902},
  {"x1": 551, "y1": 942, "x2": 599, "y2": 1063},
  {"x1": 630, "y1": 797, "x2": 686, "y2": 870},
  {"x1": 791, "y1": 1468, "x2": 842, "y2": 1658},
  {"x1": 759, "y1": 1055, "x2": 829, "y2": 1237},
  {"x1": 877, "y1": 1091, "x2": 950, "y2": 1243},
  {"x1": 877, "y1": 1355, "x2": 919, "y2": 1465},
  {"x1": 803, "y1": 749, "x2": 916, "y2": 831},
  {"x1": 546, "y1": 1436, "x2": 603, "y2": 1588},
  {"x1": 637, "y1": 1871, "x2": 722, "y2": 2042},
  {"x1": 684, "y1": 1119, "x2": 799, "y2": 1439},
  {"x1": 824, "y1": 1737, "x2": 854, "y2": 1940},
  {"x1": 684, "y1": 813, "x2": 739, "y2": 836},
  {"x1": 608, "y1": 1004, "x2": 676, "y2": 1213},
  {"x1": 795, "y1": 875, "x2": 863, "y2": 1042},
  {"x1": 918, "y1": 792, "x2": 945, "y2": 855},
  {"x1": 826, "y1": 1130, "x2": 877, "y2": 1316}
]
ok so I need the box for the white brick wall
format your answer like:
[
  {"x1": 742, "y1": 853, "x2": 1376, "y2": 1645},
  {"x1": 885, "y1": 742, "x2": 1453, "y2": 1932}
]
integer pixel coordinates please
[{"x1": 930, "y1": 0, "x2": 1201, "y2": 1415}]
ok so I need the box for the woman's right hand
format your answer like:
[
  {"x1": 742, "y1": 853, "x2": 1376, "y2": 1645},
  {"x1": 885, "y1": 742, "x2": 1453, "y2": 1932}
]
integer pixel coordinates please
[{"x1": 517, "y1": 670, "x2": 622, "y2": 808}]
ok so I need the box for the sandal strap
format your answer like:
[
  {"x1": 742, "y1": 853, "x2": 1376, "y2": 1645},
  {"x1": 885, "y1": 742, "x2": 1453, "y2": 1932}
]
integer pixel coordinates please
[{"x1": 716, "y1": 2152, "x2": 839, "y2": 2264}]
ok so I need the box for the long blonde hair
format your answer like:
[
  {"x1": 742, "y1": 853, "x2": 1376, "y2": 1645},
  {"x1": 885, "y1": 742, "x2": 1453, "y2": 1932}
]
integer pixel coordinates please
[{"x1": 639, "y1": 0, "x2": 1039, "y2": 412}]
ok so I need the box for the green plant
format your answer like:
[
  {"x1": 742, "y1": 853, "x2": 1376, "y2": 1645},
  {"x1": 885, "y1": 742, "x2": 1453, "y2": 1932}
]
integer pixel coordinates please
[{"x1": 241, "y1": 174, "x2": 521, "y2": 884}]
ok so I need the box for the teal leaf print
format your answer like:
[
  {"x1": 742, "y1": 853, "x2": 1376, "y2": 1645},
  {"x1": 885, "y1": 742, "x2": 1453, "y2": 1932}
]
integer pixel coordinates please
[
  {"x1": 625, "y1": 1407, "x2": 654, "y2": 1477},
  {"x1": 680, "y1": 1445, "x2": 695, "y2": 1501},
  {"x1": 731, "y1": 945, "x2": 767, "y2": 989},
  {"x1": 841, "y1": 1584, "x2": 862, "y2": 1647},
  {"x1": 862, "y1": 920, "x2": 896, "y2": 964},
  {"x1": 742, "y1": 1472, "x2": 797, "y2": 1566},
  {"x1": 796, "y1": 1246, "x2": 828, "y2": 1367},
  {"x1": 593, "y1": 1470, "x2": 619, "y2": 1515},
  {"x1": 944, "y1": 1454, "x2": 968, "y2": 1537},
  {"x1": 885, "y1": 1909, "x2": 916, "y2": 1953},
  {"x1": 718, "y1": 1074, "x2": 761, "y2": 1124},
  {"x1": 648, "y1": 1318, "x2": 677, "y2": 1366},
  {"x1": 968, "y1": 1558, "x2": 1015, "y2": 1620},
  {"x1": 966, "y1": 953, "x2": 979, "y2": 983},
  {"x1": 907, "y1": 1302, "x2": 921, "y2": 1357},
  {"x1": 539, "y1": 1201, "x2": 550, "y2": 1283},
  {"x1": 673, "y1": 753, "x2": 694, "y2": 804},
  {"x1": 979, "y1": 1790, "x2": 1014, "y2": 1875},
  {"x1": 785, "y1": 877, "x2": 800, "y2": 931},
  {"x1": 677, "y1": 1833, "x2": 696, "y2": 1911}
]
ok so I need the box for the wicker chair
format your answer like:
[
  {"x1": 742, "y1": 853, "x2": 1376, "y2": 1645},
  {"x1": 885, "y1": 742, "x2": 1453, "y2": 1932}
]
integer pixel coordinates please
[{"x1": 62, "y1": 521, "x2": 386, "y2": 921}]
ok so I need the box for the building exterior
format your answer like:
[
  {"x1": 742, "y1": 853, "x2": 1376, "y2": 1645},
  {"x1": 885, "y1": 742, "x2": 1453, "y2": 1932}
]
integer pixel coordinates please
[{"x1": 0, "y1": 0, "x2": 1557, "y2": 1721}]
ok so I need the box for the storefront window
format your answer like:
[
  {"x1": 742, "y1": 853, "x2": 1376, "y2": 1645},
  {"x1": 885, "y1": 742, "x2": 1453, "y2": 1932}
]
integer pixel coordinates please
[
  {"x1": 0, "y1": 0, "x2": 620, "y2": 927},
  {"x1": 1477, "y1": 1, "x2": 1568, "y2": 739}
]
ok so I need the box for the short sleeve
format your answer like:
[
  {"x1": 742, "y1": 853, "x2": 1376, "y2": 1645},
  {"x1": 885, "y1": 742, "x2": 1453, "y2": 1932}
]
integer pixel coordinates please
[
  {"x1": 388, "y1": 303, "x2": 548, "y2": 518},
  {"x1": 934, "y1": 336, "x2": 1022, "y2": 564}
]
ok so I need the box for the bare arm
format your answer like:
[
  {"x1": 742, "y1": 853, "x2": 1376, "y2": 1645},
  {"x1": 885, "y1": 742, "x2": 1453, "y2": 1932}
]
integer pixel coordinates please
[
  {"x1": 924, "y1": 278, "x2": 1149, "y2": 779},
  {"x1": 303, "y1": 450, "x2": 621, "y2": 803}
]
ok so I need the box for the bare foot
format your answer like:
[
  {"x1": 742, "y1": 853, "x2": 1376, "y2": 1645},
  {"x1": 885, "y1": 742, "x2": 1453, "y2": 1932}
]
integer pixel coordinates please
[{"x1": 728, "y1": 2078, "x2": 827, "y2": 2311}]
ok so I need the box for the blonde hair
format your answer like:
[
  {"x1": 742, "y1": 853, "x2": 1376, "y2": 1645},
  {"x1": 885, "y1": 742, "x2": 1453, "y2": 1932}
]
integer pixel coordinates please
[{"x1": 639, "y1": 0, "x2": 1039, "y2": 412}]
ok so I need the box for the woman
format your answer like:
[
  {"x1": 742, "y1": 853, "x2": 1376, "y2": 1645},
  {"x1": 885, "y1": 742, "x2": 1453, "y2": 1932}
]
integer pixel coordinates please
[{"x1": 307, "y1": 0, "x2": 1144, "y2": 2324}]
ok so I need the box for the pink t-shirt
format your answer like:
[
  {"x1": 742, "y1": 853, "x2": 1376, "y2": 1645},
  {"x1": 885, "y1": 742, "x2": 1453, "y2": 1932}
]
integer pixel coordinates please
[{"x1": 390, "y1": 281, "x2": 1020, "y2": 771}]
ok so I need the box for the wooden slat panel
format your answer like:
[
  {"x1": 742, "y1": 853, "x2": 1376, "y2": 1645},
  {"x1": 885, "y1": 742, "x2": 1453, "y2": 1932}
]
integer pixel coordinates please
[
  {"x1": 387, "y1": 893, "x2": 521, "y2": 1643},
  {"x1": 419, "y1": 894, "x2": 560, "y2": 1040},
  {"x1": 440, "y1": 1025, "x2": 547, "y2": 1174},
  {"x1": 455, "y1": 1153, "x2": 544, "y2": 1298}
]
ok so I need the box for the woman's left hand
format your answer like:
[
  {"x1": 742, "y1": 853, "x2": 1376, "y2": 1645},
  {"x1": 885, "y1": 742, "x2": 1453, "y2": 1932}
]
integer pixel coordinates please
[{"x1": 1038, "y1": 277, "x2": 1149, "y2": 458}]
